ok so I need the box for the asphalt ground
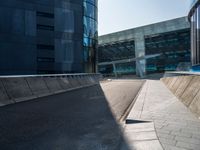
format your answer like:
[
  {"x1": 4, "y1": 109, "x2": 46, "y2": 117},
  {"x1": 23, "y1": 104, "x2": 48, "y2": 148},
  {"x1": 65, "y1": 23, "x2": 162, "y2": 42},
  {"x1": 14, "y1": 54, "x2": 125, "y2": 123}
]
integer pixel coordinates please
[{"x1": 0, "y1": 80, "x2": 144, "y2": 150}]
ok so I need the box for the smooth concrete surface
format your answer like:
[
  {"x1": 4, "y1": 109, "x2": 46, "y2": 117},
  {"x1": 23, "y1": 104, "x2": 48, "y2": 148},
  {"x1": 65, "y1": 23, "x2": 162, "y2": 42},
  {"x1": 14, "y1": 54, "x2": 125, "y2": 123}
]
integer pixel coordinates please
[
  {"x1": 0, "y1": 80, "x2": 144, "y2": 150},
  {"x1": 43, "y1": 77, "x2": 63, "y2": 93},
  {"x1": 181, "y1": 76, "x2": 200, "y2": 106},
  {"x1": 0, "y1": 80, "x2": 14, "y2": 106},
  {"x1": 27, "y1": 77, "x2": 50, "y2": 96},
  {"x1": 161, "y1": 75, "x2": 200, "y2": 117},
  {"x1": 0, "y1": 74, "x2": 102, "y2": 107},
  {"x1": 57, "y1": 78, "x2": 71, "y2": 89},
  {"x1": 2, "y1": 78, "x2": 33, "y2": 100},
  {"x1": 174, "y1": 76, "x2": 193, "y2": 98},
  {"x1": 126, "y1": 80, "x2": 200, "y2": 150},
  {"x1": 100, "y1": 80, "x2": 145, "y2": 121}
]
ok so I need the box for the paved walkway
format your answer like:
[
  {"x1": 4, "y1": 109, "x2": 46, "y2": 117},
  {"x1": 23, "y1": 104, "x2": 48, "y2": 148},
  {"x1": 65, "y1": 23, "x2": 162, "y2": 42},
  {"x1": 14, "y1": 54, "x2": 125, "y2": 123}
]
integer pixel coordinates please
[{"x1": 123, "y1": 80, "x2": 200, "y2": 150}]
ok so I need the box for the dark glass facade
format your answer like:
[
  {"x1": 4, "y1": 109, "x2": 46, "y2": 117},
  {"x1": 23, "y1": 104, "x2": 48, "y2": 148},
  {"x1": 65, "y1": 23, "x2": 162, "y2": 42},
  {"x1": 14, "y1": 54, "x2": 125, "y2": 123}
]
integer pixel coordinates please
[
  {"x1": 98, "y1": 40, "x2": 136, "y2": 75},
  {"x1": 145, "y1": 29, "x2": 191, "y2": 74},
  {"x1": 189, "y1": 0, "x2": 200, "y2": 71},
  {"x1": 83, "y1": 0, "x2": 98, "y2": 73},
  {"x1": 0, "y1": 0, "x2": 97, "y2": 75}
]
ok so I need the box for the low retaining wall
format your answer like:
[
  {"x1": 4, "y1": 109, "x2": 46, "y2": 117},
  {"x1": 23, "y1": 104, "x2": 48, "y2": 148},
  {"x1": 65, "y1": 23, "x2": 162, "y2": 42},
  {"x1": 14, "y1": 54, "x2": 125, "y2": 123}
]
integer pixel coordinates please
[
  {"x1": 0, "y1": 73, "x2": 102, "y2": 107},
  {"x1": 161, "y1": 74, "x2": 200, "y2": 117}
]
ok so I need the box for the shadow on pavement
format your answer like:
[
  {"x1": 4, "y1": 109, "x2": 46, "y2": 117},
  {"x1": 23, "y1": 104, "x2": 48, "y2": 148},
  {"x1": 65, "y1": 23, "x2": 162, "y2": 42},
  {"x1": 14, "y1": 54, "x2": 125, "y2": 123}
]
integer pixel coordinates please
[
  {"x1": 0, "y1": 84, "x2": 132, "y2": 150},
  {"x1": 126, "y1": 119, "x2": 151, "y2": 124}
]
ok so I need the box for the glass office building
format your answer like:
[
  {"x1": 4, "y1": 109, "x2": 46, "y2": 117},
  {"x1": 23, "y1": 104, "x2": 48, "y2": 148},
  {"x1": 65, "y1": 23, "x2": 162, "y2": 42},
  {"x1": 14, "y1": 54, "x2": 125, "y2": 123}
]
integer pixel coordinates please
[
  {"x1": 145, "y1": 29, "x2": 190, "y2": 74},
  {"x1": 0, "y1": 0, "x2": 98, "y2": 75},
  {"x1": 98, "y1": 17, "x2": 190, "y2": 76},
  {"x1": 189, "y1": 0, "x2": 200, "y2": 71}
]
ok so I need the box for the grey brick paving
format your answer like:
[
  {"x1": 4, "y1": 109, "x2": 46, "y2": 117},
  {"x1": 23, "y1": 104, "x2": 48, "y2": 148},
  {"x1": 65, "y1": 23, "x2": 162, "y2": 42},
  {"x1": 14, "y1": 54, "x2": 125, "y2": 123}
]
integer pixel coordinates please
[
  {"x1": 162, "y1": 144, "x2": 187, "y2": 150},
  {"x1": 176, "y1": 141, "x2": 200, "y2": 150},
  {"x1": 159, "y1": 138, "x2": 176, "y2": 145},
  {"x1": 126, "y1": 80, "x2": 200, "y2": 150}
]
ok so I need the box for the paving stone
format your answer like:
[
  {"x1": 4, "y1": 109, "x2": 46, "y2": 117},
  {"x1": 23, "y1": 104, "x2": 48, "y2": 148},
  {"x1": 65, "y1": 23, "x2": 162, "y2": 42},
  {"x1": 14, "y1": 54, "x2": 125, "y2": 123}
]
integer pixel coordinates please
[
  {"x1": 162, "y1": 144, "x2": 187, "y2": 150},
  {"x1": 125, "y1": 126, "x2": 154, "y2": 133},
  {"x1": 125, "y1": 80, "x2": 200, "y2": 150},
  {"x1": 176, "y1": 141, "x2": 200, "y2": 150},
  {"x1": 175, "y1": 136, "x2": 200, "y2": 145},
  {"x1": 125, "y1": 131, "x2": 157, "y2": 141},
  {"x1": 170, "y1": 131, "x2": 192, "y2": 138},
  {"x1": 156, "y1": 129, "x2": 171, "y2": 134},
  {"x1": 181, "y1": 128, "x2": 200, "y2": 135},
  {"x1": 159, "y1": 137, "x2": 177, "y2": 145},
  {"x1": 161, "y1": 126, "x2": 181, "y2": 132},
  {"x1": 157, "y1": 133, "x2": 175, "y2": 140},
  {"x1": 128, "y1": 140, "x2": 163, "y2": 150},
  {"x1": 192, "y1": 134, "x2": 200, "y2": 140}
]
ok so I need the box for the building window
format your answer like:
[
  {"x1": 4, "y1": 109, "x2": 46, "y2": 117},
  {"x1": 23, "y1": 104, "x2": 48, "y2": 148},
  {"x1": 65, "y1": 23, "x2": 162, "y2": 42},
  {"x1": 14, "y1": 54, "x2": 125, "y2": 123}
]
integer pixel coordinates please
[
  {"x1": 145, "y1": 29, "x2": 190, "y2": 73},
  {"x1": 37, "y1": 24, "x2": 54, "y2": 31},
  {"x1": 36, "y1": 12, "x2": 54, "y2": 18}
]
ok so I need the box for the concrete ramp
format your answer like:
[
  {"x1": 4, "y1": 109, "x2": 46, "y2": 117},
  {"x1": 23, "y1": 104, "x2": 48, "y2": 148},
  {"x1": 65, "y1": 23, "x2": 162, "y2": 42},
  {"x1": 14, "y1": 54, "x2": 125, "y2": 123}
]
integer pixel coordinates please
[
  {"x1": 27, "y1": 77, "x2": 50, "y2": 97},
  {"x1": 0, "y1": 79, "x2": 14, "y2": 106},
  {"x1": 2, "y1": 78, "x2": 34, "y2": 102},
  {"x1": 161, "y1": 75, "x2": 200, "y2": 117},
  {"x1": 0, "y1": 74, "x2": 102, "y2": 107},
  {"x1": 44, "y1": 77, "x2": 63, "y2": 93}
]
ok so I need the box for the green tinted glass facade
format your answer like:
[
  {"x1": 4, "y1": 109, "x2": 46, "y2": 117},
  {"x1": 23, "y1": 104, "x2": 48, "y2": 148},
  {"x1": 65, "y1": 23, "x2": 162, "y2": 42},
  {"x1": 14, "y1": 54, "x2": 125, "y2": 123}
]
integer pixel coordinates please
[
  {"x1": 145, "y1": 29, "x2": 191, "y2": 74},
  {"x1": 98, "y1": 40, "x2": 136, "y2": 75}
]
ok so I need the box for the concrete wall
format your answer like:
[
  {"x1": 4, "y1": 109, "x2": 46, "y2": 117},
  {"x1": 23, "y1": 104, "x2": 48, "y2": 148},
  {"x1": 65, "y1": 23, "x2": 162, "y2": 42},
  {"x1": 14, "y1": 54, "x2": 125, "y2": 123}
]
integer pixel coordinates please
[
  {"x1": 0, "y1": 73, "x2": 102, "y2": 107},
  {"x1": 161, "y1": 75, "x2": 200, "y2": 117}
]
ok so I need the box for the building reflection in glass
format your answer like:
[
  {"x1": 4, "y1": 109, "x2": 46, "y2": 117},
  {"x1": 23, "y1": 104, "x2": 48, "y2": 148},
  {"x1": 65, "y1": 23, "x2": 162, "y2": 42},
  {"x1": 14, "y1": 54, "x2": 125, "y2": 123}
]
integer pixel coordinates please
[{"x1": 83, "y1": 0, "x2": 98, "y2": 73}]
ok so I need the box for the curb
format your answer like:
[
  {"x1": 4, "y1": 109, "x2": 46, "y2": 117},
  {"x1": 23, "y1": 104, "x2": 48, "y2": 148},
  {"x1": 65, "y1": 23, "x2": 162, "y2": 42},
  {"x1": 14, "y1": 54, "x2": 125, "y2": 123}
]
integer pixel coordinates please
[{"x1": 119, "y1": 80, "x2": 146, "y2": 122}]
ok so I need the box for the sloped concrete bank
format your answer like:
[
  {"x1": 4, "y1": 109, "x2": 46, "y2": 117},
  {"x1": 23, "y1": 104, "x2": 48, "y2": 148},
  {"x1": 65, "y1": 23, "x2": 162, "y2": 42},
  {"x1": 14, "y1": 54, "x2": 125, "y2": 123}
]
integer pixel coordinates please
[
  {"x1": 0, "y1": 74, "x2": 102, "y2": 107},
  {"x1": 161, "y1": 74, "x2": 200, "y2": 117}
]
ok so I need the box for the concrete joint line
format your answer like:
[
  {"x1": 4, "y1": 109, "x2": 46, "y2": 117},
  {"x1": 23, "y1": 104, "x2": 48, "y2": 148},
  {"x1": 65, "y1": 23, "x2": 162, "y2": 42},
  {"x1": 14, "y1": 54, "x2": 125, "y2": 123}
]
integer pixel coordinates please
[
  {"x1": 1, "y1": 79, "x2": 13, "y2": 102},
  {"x1": 43, "y1": 77, "x2": 51, "y2": 93},
  {"x1": 25, "y1": 78, "x2": 34, "y2": 96},
  {"x1": 140, "y1": 81, "x2": 149, "y2": 118}
]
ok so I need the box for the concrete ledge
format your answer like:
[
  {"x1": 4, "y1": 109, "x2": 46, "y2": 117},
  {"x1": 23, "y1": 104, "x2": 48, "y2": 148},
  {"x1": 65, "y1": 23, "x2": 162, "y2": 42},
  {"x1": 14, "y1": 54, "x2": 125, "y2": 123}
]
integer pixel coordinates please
[
  {"x1": 0, "y1": 79, "x2": 14, "y2": 106},
  {"x1": 0, "y1": 73, "x2": 102, "y2": 107},
  {"x1": 161, "y1": 74, "x2": 200, "y2": 117},
  {"x1": 2, "y1": 78, "x2": 33, "y2": 102}
]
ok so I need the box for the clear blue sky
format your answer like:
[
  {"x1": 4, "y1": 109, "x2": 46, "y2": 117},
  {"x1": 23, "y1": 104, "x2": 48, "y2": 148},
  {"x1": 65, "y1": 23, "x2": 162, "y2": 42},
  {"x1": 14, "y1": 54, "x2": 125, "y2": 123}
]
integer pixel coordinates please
[{"x1": 98, "y1": 0, "x2": 191, "y2": 35}]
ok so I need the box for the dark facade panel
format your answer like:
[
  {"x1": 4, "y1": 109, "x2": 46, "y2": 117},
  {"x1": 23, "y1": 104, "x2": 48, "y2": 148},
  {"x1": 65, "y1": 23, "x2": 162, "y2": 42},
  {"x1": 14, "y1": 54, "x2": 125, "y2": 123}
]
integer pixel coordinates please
[
  {"x1": 98, "y1": 40, "x2": 135, "y2": 63},
  {"x1": 0, "y1": 0, "x2": 98, "y2": 75},
  {"x1": 145, "y1": 29, "x2": 191, "y2": 74},
  {"x1": 98, "y1": 40, "x2": 136, "y2": 75}
]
